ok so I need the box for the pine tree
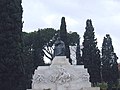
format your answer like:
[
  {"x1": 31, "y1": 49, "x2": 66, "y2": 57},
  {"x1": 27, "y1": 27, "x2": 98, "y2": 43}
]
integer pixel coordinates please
[
  {"x1": 101, "y1": 34, "x2": 119, "y2": 89},
  {"x1": 22, "y1": 28, "x2": 56, "y2": 88},
  {"x1": 0, "y1": 0, "x2": 25, "y2": 90},
  {"x1": 60, "y1": 17, "x2": 72, "y2": 64},
  {"x1": 33, "y1": 30, "x2": 45, "y2": 68},
  {"x1": 82, "y1": 19, "x2": 101, "y2": 85},
  {"x1": 76, "y1": 37, "x2": 82, "y2": 65}
]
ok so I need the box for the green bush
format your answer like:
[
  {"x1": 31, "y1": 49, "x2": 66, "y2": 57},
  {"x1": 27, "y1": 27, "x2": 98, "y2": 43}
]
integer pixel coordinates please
[{"x1": 97, "y1": 83, "x2": 107, "y2": 90}]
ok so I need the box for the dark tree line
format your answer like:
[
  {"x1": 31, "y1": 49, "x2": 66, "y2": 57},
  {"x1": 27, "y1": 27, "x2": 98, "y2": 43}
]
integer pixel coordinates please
[
  {"x1": 81, "y1": 19, "x2": 119, "y2": 89},
  {"x1": 22, "y1": 28, "x2": 57, "y2": 88}
]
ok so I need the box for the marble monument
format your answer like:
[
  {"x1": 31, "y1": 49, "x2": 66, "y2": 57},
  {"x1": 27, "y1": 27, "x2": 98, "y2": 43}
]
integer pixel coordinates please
[
  {"x1": 27, "y1": 37, "x2": 100, "y2": 90},
  {"x1": 27, "y1": 56, "x2": 100, "y2": 90}
]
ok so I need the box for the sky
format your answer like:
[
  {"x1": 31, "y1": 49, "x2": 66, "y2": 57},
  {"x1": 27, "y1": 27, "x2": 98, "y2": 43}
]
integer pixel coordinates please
[{"x1": 22, "y1": 0, "x2": 120, "y2": 62}]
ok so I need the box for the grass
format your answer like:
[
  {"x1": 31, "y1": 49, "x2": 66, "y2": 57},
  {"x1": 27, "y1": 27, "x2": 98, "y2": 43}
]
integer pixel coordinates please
[
  {"x1": 96, "y1": 81, "x2": 120, "y2": 90},
  {"x1": 97, "y1": 82, "x2": 107, "y2": 90}
]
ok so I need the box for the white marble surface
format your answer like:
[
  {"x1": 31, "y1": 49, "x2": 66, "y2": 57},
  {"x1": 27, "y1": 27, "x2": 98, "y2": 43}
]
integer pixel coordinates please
[
  {"x1": 28, "y1": 56, "x2": 99, "y2": 90},
  {"x1": 81, "y1": 87, "x2": 100, "y2": 90}
]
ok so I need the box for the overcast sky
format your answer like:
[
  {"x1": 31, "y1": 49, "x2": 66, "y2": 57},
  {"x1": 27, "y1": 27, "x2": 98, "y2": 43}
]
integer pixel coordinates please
[{"x1": 22, "y1": 0, "x2": 120, "y2": 62}]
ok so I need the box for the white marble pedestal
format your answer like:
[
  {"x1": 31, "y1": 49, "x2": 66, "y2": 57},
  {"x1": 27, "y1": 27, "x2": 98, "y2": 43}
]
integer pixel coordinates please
[{"x1": 27, "y1": 56, "x2": 100, "y2": 90}]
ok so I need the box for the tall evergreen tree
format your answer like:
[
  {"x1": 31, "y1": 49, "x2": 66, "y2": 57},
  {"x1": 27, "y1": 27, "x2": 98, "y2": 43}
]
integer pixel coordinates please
[
  {"x1": 60, "y1": 17, "x2": 72, "y2": 64},
  {"x1": 76, "y1": 37, "x2": 82, "y2": 65},
  {"x1": 101, "y1": 34, "x2": 119, "y2": 89},
  {"x1": 0, "y1": 0, "x2": 25, "y2": 90},
  {"x1": 82, "y1": 19, "x2": 101, "y2": 85}
]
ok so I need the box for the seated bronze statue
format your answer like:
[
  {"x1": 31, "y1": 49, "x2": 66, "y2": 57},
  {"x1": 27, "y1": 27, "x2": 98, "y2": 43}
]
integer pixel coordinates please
[{"x1": 54, "y1": 37, "x2": 65, "y2": 56}]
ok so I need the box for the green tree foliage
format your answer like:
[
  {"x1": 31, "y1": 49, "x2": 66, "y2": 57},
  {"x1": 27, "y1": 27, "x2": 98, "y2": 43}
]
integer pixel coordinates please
[
  {"x1": 40, "y1": 28, "x2": 57, "y2": 44},
  {"x1": 23, "y1": 28, "x2": 56, "y2": 65},
  {"x1": 23, "y1": 32, "x2": 45, "y2": 81},
  {"x1": 67, "y1": 32, "x2": 79, "y2": 46},
  {"x1": 32, "y1": 30, "x2": 45, "y2": 68},
  {"x1": 101, "y1": 34, "x2": 119, "y2": 89},
  {"x1": 0, "y1": 0, "x2": 25, "y2": 90},
  {"x1": 39, "y1": 28, "x2": 57, "y2": 60},
  {"x1": 22, "y1": 28, "x2": 56, "y2": 88},
  {"x1": 60, "y1": 17, "x2": 72, "y2": 64},
  {"x1": 23, "y1": 28, "x2": 79, "y2": 64},
  {"x1": 82, "y1": 19, "x2": 101, "y2": 85},
  {"x1": 22, "y1": 32, "x2": 34, "y2": 89},
  {"x1": 76, "y1": 37, "x2": 82, "y2": 65}
]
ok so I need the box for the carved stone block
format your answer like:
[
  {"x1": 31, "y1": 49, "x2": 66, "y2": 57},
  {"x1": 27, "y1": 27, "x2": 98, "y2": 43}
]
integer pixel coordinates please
[{"x1": 28, "y1": 56, "x2": 99, "y2": 90}]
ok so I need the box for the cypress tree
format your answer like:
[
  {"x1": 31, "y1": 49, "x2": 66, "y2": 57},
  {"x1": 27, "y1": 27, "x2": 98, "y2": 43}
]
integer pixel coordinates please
[
  {"x1": 0, "y1": 0, "x2": 25, "y2": 90},
  {"x1": 101, "y1": 34, "x2": 119, "y2": 89},
  {"x1": 76, "y1": 37, "x2": 82, "y2": 65},
  {"x1": 60, "y1": 17, "x2": 72, "y2": 64},
  {"x1": 82, "y1": 19, "x2": 101, "y2": 85}
]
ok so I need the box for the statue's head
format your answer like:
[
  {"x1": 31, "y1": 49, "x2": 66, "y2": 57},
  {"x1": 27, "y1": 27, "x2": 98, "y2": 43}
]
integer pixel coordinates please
[{"x1": 106, "y1": 34, "x2": 110, "y2": 38}]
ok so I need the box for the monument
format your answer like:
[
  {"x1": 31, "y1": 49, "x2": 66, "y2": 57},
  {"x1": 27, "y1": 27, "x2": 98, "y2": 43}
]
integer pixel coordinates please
[{"x1": 27, "y1": 38, "x2": 100, "y2": 90}]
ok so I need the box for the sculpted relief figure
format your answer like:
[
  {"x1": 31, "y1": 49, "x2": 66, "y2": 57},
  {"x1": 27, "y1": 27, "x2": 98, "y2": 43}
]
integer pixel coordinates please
[
  {"x1": 54, "y1": 37, "x2": 65, "y2": 56},
  {"x1": 49, "y1": 67, "x2": 72, "y2": 84},
  {"x1": 57, "y1": 70, "x2": 71, "y2": 84},
  {"x1": 33, "y1": 74, "x2": 45, "y2": 84}
]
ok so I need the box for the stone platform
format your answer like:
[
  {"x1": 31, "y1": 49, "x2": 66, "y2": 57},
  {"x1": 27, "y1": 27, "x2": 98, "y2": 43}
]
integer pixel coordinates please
[{"x1": 27, "y1": 56, "x2": 100, "y2": 90}]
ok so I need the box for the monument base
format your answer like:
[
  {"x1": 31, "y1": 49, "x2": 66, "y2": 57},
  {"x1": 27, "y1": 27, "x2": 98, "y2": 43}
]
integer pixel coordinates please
[
  {"x1": 27, "y1": 56, "x2": 100, "y2": 90},
  {"x1": 27, "y1": 87, "x2": 100, "y2": 90}
]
